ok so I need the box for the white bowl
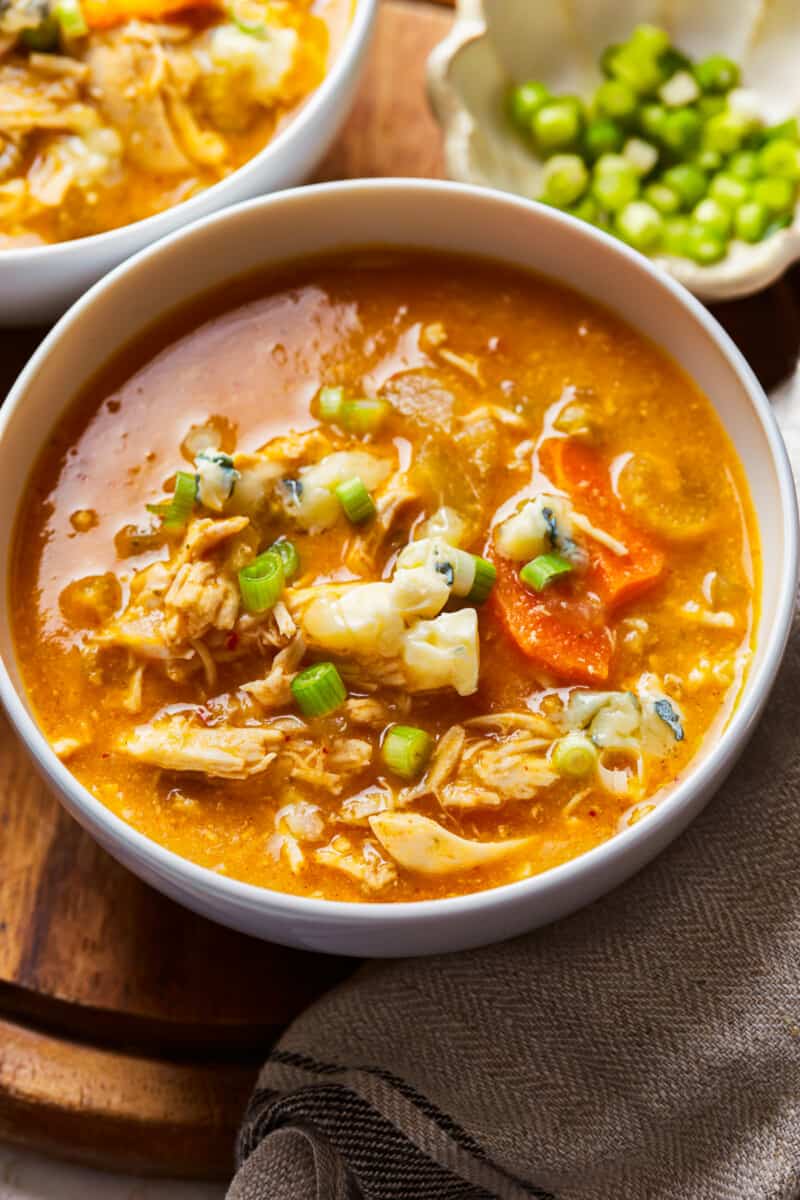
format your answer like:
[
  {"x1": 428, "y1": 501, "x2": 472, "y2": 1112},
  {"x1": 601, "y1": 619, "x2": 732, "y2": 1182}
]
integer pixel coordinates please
[
  {"x1": 0, "y1": 0, "x2": 377, "y2": 327},
  {"x1": 427, "y1": 0, "x2": 800, "y2": 301},
  {"x1": 0, "y1": 180, "x2": 796, "y2": 956}
]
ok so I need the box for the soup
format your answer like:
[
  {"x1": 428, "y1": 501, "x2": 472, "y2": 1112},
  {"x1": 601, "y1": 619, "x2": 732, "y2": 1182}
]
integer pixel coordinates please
[
  {"x1": 11, "y1": 253, "x2": 759, "y2": 902},
  {"x1": 0, "y1": 0, "x2": 348, "y2": 247}
]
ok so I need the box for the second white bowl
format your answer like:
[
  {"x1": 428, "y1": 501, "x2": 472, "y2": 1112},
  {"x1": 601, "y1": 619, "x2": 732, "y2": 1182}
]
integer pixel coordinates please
[{"x1": 0, "y1": 0, "x2": 377, "y2": 326}]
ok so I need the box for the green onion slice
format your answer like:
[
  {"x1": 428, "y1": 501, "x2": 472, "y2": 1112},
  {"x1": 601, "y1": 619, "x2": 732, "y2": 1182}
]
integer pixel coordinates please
[
  {"x1": 291, "y1": 662, "x2": 347, "y2": 717},
  {"x1": 238, "y1": 550, "x2": 285, "y2": 614},
  {"x1": 53, "y1": 0, "x2": 88, "y2": 37},
  {"x1": 269, "y1": 537, "x2": 300, "y2": 581},
  {"x1": 552, "y1": 733, "x2": 599, "y2": 778},
  {"x1": 340, "y1": 398, "x2": 391, "y2": 436},
  {"x1": 21, "y1": 15, "x2": 59, "y2": 49},
  {"x1": 381, "y1": 724, "x2": 434, "y2": 780},
  {"x1": 336, "y1": 476, "x2": 376, "y2": 524},
  {"x1": 318, "y1": 386, "x2": 345, "y2": 423},
  {"x1": 233, "y1": 15, "x2": 269, "y2": 38},
  {"x1": 520, "y1": 553, "x2": 573, "y2": 591},
  {"x1": 465, "y1": 556, "x2": 497, "y2": 605},
  {"x1": 146, "y1": 470, "x2": 197, "y2": 530}
]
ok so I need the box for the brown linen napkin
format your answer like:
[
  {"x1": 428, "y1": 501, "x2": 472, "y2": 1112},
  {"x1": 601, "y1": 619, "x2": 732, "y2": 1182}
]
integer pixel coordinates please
[{"x1": 229, "y1": 612, "x2": 800, "y2": 1200}]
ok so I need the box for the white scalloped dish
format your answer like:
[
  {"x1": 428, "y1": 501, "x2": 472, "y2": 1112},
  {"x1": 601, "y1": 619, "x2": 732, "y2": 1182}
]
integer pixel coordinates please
[{"x1": 427, "y1": 0, "x2": 800, "y2": 301}]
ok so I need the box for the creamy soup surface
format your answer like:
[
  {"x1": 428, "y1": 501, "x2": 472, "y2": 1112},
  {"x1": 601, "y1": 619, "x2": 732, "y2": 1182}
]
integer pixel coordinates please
[{"x1": 11, "y1": 253, "x2": 759, "y2": 902}]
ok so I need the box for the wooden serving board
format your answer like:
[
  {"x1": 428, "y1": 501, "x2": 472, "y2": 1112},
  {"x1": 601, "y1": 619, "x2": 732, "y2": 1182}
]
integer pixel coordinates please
[{"x1": 1, "y1": 0, "x2": 800, "y2": 1180}]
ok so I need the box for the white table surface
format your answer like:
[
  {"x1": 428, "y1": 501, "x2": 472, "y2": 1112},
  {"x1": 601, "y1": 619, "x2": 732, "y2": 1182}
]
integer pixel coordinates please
[{"x1": 2, "y1": 360, "x2": 798, "y2": 1200}]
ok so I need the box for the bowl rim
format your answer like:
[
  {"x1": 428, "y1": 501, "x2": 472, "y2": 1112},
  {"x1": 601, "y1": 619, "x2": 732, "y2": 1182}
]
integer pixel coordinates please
[
  {"x1": 0, "y1": 0, "x2": 378, "y2": 265},
  {"x1": 1, "y1": 177, "x2": 797, "y2": 928}
]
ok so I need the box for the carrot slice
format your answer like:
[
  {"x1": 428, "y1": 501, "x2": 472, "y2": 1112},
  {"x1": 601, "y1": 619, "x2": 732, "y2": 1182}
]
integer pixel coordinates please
[
  {"x1": 82, "y1": 0, "x2": 220, "y2": 29},
  {"x1": 489, "y1": 551, "x2": 613, "y2": 685},
  {"x1": 540, "y1": 438, "x2": 665, "y2": 610}
]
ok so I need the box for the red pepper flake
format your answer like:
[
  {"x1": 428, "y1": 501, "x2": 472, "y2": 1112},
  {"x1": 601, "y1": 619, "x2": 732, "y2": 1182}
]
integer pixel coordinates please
[{"x1": 225, "y1": 632, "x2": 239, "y2": 651}]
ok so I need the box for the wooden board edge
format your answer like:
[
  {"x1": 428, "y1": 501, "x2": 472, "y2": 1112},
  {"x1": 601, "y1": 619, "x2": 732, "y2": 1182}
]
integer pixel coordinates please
[{"x1": 0, "y1": 1016, "x2": 256, "y2": 1179}]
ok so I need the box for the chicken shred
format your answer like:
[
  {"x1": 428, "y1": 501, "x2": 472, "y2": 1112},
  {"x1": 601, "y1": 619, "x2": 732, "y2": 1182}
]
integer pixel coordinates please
[
  {"x1": 314, "y1": 836, "x2": 397, "y2": 891},
  {"x1": 369, "y1": 813, "x2": 532, "y2": 876},
  {"x1": 119, "y1": 715, "x2": 279, "y2": 779}
]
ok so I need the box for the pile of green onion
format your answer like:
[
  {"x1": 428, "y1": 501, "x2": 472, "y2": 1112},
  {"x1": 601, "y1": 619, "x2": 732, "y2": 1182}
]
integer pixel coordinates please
[{"x1": 507, "y1": 24, "x2": 799, "y2": 263}]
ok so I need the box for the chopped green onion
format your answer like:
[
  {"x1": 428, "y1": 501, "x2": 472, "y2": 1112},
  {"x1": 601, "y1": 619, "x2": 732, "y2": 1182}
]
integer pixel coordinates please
[
  {"x1": 146, "y1": 470, "x2": 197, "y2": 530},
  {"x1": 696, "y1": 95, "x2": 726, "y2": 121},
  {"x1": 692, "y1": 147, "x2": 724, "y2": 173},
  {"x1": 53, "y1": 0, "x2": 87, "y2": 37},
  {"x1": 233, "y1": 15, "x2": 269, "y2": 38},
  {"x1": 622, "y1": 137, "x2": 659, "y2": 176},
  {"x1": 684, "y1": 224, "x2": 726, "y2": 264},
  {"x1": 269, "y1": 537, "x2": 300, "y2": 581},
  {"x1": 591, "y1": 154, "x2": 640, "y2": 211},
  {"x1": 21, "y1": 15, "x2": 59, "y2": 48},
  {"x1": 520, "y1": 553, "x2": 573, "y2": 591},
  {"x1": 751, "y1": 176, "x2": 795, "y2": 215},
  {"x1": 608, "y1": 45, "x2": 664, "y2": 96},
  {"x1": 616, "y1": 200, "x2": 663, "y2": 250},
  {"x1": 629, "y1": 24, "x2": 671, "y2": 57},
  {"x1": 552, "y1": 732, "x2": 598, "y2": 778},
  {"x1": 661, "y1": 163, "x2": 707, "y2": 209},
  {"x1": 764, "y1": 118, "x2": 800, "y2": 143},
  {"x1": 465, "y1": 556, "x2": 497, "y2": 605},
  {"x1": 583, "y1": 118, "x2": 624, "y2": 160},
  {"x1": 765, "y1": 213, "x2": 793, "y2": 236},
  {"x1": 658, "y1": 69, "x2": 699, "y2": 108},
  {"x1": 727, "y1": 150, "x2": 760, "y2": 181},
  {"x1": 661, "y1": 107, "x2": 702, "y2": 154},
  {"x1": 639, "y1": 103, "x2": 669, "y2": 142},
  {"x1": 708, "y1": 173, "x2": 750, "y2": 210},
  {"x1": 566, "y1": 195, "x2": 601, "y2": 225},
  {"x1": 291, "y1": 662, "x2": 347, "y2": 718},
  {"x1": 595, "y1": 80, "x2": 637, "y2": 123},
  {"x1": 238, "y1": 549, "x2": 285, "y2": 614},
  {"x1": 381, "y1": 724, "x2": 434, "y2": 779},
  {"x1": 734, "y1": 200, "x2": 770, "y2": 243},
  {"x1": 662, "y1": 216, "x2": 689, "y2": 255},
  {"x1": 692, "y1": 54, "x2": 740, "y2": 94},
  {"x1": 340, "y1": 397, "x2": 391, "y2": 437},
  {"x1": 318, "y1": 385, "x2": 344, "y2": 422},
  {"x1": 644, "y1": 181, "x2": 681, "y2": 215},
  {"x1": 507, "y1": 81, "x2": 551, "y2": 131},
  {"x1": 600, "y1": 43, "x2": 622, "y2": 78},
  {"x1": 541, "y1": 154, "x2": 589, "y2": 206},
  {"x1": 533, "y1": 100, "x2": 583, "y2": 153},
  {"x1": 336, "y1": 476, "x2": 376, "y2": 524},
  {"x1": 703, "y1": 111, "x2": 750, "y2": 154},
  {"x1": 758, "y1": 138, "x2": 800, "y2": 181},
  {"x1": 693, "y1": 197, "x2": 732, "y2": 238}
]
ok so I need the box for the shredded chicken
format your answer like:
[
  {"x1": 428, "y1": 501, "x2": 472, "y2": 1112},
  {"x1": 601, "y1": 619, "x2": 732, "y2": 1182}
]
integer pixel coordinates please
[
  {"x1": 341, "y1": 696, "x2": 397, "y2": 728},
  {"x1": 344, "y1": 472, "x2": 419, "y2": 575},
  {"x1": 242, "y1": 633, "x2": 306, "y2": 710},
  {"x1": 314, "y1": 836, "x2": 397, "y2": 891},
  {"x1": 279, "y1": 734, "x2": 369, "y2": 796},
  {"x1": 119, "y1": 714, "x2": 279, "y2": 779},
  {"x1": 121, "y1": 664, "x2": 145, "y2": 713},
  {"x1": 164, "y1": 559, "x2": 239, "y2": 642},
  {"x1": 467, "y1": 733, "x2": 557, "y2": 799},
  {"x1": 369, "y1": 813, "x2": 532, "y2": 876},
  {"x1": 337, "y1": 785, "x2": 394, "y2": 826},
  {"x1": 95, "y1": 515, "x2": 248, "y2": 665}
]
